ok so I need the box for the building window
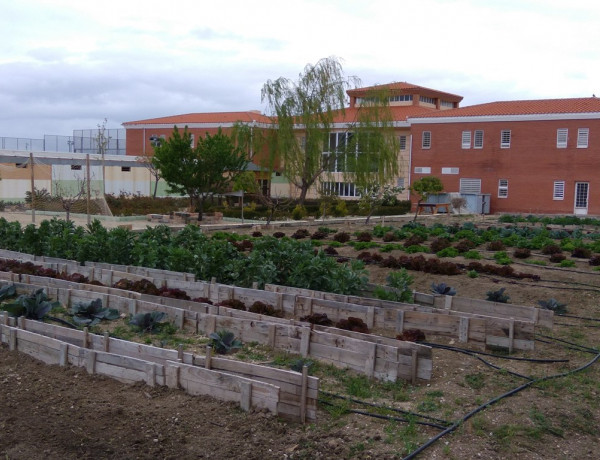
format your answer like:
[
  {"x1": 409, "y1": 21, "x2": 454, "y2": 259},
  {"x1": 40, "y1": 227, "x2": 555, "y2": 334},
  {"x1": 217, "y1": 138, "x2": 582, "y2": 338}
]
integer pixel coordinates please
[
  {"x1": 397, "y1": 177, "x2": 405, "y2": 188},
  {"x1": 321, "y1": 181, "x2": 358, "y2": 197},
  {"x1": 420, "y1": 96, "x2": 435, "y2": 105},
  {"x1": 414, "y1": 166, "x2": 431, "y2": 174},
  {"x1": 442, "y1": 167, "x2": 459, "y2": 174},
  {"x1": 474, "y1": 130, "x2": 484, "y2": 148},
  {"x1": 553, "y1": 181, "x2": 565, "y2": 200},
  {"x1": 190, "y1": 134, "x2": 195, "y2": 148},
  {"x1": 70, "y1": 165, "x2": 82, "y2": 171},
  {"x1": 556, "y1": 129, "x2": 568, "y2": 148},
  {"x1": 389, "y1": 94, "x2": 413, "y2": 102},
  {"x1": 461, "y1": 131, "x2": 471, "y2": 149},
  {"x1": 399, "y1": 135, "x2": 407, "y2": 150},
  {"x1": 121, "y1": 166, "x2": 131, "y2": 172},
  {"x1": 323, "y1": 132, "x2": 352, "y2": 172},
  {"x1": 422, "y1": 131, "x2": 431, "y2": 149},
  {"x1": 440, "y1": 100, "x2": 454, "y2": 108},
  {"x1": 258, "y1": 179, "x2": 270, "y2": 196},
  {"x1": 501, "y1": 130, "x2": 511, "y2": 148},
  {"x1": 498, "y1": 179, "x2": 508, "y2": 198},
  {"x1": 577, "y1": 128, "x2": 589, "y2": 148},
  {"x1": 459, "y1": 178, "x2": 482, "y2": 194}
]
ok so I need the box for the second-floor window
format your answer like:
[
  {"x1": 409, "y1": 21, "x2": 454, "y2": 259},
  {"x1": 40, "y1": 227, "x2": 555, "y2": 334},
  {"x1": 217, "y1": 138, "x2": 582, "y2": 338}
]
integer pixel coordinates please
[
  {"x1": 461, "y1": 131, "x2": 471, "y2": 149},
  {"x1": 399, "y1": 135, "x2": 407, "y2": 150},
  {"x1": 501, "y1": 130, "x2": 511, "y2": 148},
  {"x1": 474, "y1": 130, "x2": 484, "y2": 148},
  {"x1": 556, "y1": 129, "x2": 568, "y2": 148},
  {"x1": 422, "y1": 131, "x2": 431, "y2": 149},
  {"x1": 577, "y1": 128, "x2": 589, "y2": 148},
  {"x1": 498, "y1": 179, "x2": 508, "y2": 198}
]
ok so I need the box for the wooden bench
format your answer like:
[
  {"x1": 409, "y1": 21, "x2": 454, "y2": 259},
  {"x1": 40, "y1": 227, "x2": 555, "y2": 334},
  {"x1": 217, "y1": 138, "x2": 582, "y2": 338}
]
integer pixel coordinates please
[{"x1": 417, "y1": 203, "x2": 450, "y2": 215}]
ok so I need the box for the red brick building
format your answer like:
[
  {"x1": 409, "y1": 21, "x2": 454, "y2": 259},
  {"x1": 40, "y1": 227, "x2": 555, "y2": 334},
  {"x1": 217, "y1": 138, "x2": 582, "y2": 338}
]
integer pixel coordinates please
[{"x1": 409, "y1": 98, "x2": 600, "y2": 215}]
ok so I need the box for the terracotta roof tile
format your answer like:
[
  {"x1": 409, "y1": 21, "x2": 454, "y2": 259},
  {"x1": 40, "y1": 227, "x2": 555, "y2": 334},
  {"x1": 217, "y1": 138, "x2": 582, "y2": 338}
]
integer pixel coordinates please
[
  {"x1": 123, "y1": 111, "x2": 271, "y2": 126},
  {"x1": 413, "y1": 98, "x2": 600, "y2": 118},
  {"x1": 332, "y1": 105, "x2": 442, "y2": 123},
  {"x1": 348, "y1": 82, "x2": 463, "y2": 102}
]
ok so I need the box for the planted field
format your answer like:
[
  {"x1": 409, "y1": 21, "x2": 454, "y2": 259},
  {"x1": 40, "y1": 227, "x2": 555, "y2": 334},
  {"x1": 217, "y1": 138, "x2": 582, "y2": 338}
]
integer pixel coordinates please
[{"x1": 1, "y1": 214, "x2": 599, "y2": 459}]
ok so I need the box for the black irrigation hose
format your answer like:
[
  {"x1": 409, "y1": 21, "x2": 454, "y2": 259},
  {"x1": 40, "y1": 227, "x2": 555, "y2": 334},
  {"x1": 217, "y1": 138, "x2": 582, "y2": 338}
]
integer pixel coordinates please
[
  {"x1": 402, "y1": 351, "x2": 600, "y2": 460},
  {"x1": 557, "y1": 313, "x2": 600, "y2": 322},
  {"x1": 555, "y1": 322, "x2": 600, "y2": 329},
  {"x1": 537, "y1": 333, "x2": 599, "y2": 354},
  {"x1": 534, "y1": 337, "x2": 590, "y2": 354},
  {"x1": 420, "y1": 342, "x2": 569, "y2": 364},
  {"x1": 317, "y1": 399, "x2": 449, "y2": 430},
  {"x1": 319, "y1": 390, "x2": 451, "y2": 426},
  {"x1": 420, "y1": 342, "x2": 533, "y2": 381}
]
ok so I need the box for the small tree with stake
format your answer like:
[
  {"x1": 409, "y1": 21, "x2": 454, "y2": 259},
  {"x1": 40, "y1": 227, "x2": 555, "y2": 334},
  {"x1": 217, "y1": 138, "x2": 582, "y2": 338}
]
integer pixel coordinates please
[{"x1": 409, "y1": 176, "x2": 444, "y2": 222}]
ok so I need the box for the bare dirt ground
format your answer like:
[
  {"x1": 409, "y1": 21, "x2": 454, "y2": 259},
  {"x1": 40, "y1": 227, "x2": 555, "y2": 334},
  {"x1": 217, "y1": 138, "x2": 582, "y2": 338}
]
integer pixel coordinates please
[{"x1": 1, "y1": 213, "x2": 600, "y2": 459}]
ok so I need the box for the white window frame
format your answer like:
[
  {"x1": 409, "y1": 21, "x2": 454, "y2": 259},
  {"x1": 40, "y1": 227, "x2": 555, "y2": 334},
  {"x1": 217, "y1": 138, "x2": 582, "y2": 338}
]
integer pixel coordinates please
[
  {"x1": 397, "y1": 177, "x2": 405, "y2": 188},
  {"x1": 461, "y1": 131, "x2": 471, "y2": 149},
  {"x1": 553, "y1": 181, "x2": 565, "y2": 200},
  {"x1": 459, "y1": 178, "x2": 482, "y2": 194},
  {"x1": 474, "y1": 130, "x2": 484, "y2": 149},
  {"x1": 321, "y1": 181, "x2": 359, "y2": 197},
  {"x1": 414, "y1": 166, "x2": 431, "y2": 174},
  {"x1": 498, "y1": 179, "x2": 508, "y2": 198},
  {"x1": 399, "y1": 135, "x2": 407, "y2": 150},
  {"x1": 577, "y1": 128, "x2": 589, "y2": 148},
  {"x1": 422, "y1": 131, "x2": 431, "y2": 149},
  {"x1": 501, "y1": 130, "x2": 511, "y2": 148},
  {"x1": 441, "y1": 167, "x2": 459, "y2": 174},
  {"x1": 556, "y1": 129, "x2": 568, "y2": 148}
]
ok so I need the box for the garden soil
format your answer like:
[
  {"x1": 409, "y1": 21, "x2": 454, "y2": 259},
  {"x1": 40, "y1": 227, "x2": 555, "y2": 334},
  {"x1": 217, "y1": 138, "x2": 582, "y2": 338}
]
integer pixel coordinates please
[{"x1": 1, "y1": 213, "x2": 600, "y2": 459}]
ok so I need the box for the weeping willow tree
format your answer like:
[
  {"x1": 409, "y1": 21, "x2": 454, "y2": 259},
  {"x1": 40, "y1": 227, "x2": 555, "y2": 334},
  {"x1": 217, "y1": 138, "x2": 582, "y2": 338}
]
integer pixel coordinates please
[
  {"x1": 261, "y1": 57, "x2": 400, "y2": 204},
  {"x1": 343, "y1": 87, "x2": 400, "y2": 192},
  {"x1": 261, "y1": 57, "x2": 360, "y2": 204}
]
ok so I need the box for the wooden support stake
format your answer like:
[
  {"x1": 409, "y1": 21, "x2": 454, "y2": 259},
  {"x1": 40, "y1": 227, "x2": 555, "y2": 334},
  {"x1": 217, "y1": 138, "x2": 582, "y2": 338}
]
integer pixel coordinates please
[
  {"x1": 508, "y1": 320, "x2": 515, "y2": 354},
  {"x1": 175, "y1": 310, "x2": 184, "y2": 329},
  {"x1": 206, "y1": 316, "x2": 217, "y2": 335},
  {"x1": 103, "y1": 332, "x2": 110, "y2": 352},
  {"x1": 9, "y1": 328, "x2": 16, "y2": 351},
  {"x1": 166, "y1": 363, "x2": 180, "y2": 389},
  {"x1": 458, "y1": 317, "x2": 469, "y2": 343},
  {"x1": 17, "y1": 316, "x2": 25, "y2": 330},
  {"x1": 1, "y1": 312, "x2": 7, "y2": 326},
  {"x1": 300, "y1": 327, "x2": 311, "y2": 358},
  {"x1": 59, "y1": 343, "x2": 68, "y2": 366},
  {"x1": 146, "y1": 363, "x2": 156, "y2": 387},
  {"x1": 251, "y1": 281, "x2": 258, "y2": 290},
  {"x1": 87, "y1": 350, "x2": 96, "y2": 374},
  {"x1": 129, "y1": 299, "x2": 138, "y2": 316},
  {"x1": 65, "y1": 289, "x2": 72, "y2": 308},
  {"x1": 444, "y1": 295, "x2": 453, "y2": 310},
  {"x1": 307, "y1": 297, "x2": 313, "y2": 316},
  {"x1": 300, "y1": 365, "x2": 308, "y2": 424},
  {"x1": 366, "y1": 306, "x2": 375, "y2": 329},
  {"x1": 205, "y1": 346, "x2": 212, "y2": 370},
  {"x1": 365, "y1": 343, "x2": 377, "y2": 378},
  {"x1": 83, "y1": 327, "x2": 89, "y2": 349},
  {"x1": 276, "y1": 293, "x2": 283, "y2": 310},
  {"x1": 411, "y1": 349, "x2": 418, "y2": 385},
  {"x1": 240, "y1": 381, "x2": 252, "y2": 412},
  {"x1": 395, "y1": 310, "x2": 405, "y2": 334},
  {"x1": 177, "y1": 344, "x2": 184, "y2": 361},
  {"x1": 268, "y1": 324, "x2": 277, "y2": 348}
]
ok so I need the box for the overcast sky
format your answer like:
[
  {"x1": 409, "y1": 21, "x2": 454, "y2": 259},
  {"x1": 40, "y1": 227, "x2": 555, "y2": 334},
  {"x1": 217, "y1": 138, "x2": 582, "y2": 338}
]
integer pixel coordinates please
[{"x1": 2, "y1": 0, "x2": 600, "y2": 139}]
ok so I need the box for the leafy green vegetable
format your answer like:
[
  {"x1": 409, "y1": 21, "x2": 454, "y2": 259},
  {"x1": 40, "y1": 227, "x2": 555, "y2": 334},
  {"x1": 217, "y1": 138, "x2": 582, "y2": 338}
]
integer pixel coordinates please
[
  {"x1": 0, "y1": 284, "x2": 17, "y2": 301},
  {"x1": 209, "y1": 330, "x2": 242, "y2": 354},
  {"x1": 1, "y1": 288, "x2": 60, "y2": 320},
  {"x1": 431, "y1": 282, "x2": 456, "y2": 296},
  {"x1": 129, "y1": 311, "x2": 168, "y2": 332},
  {"x1": 70, "y1": 298, "x2": 120, "y2": 326}
]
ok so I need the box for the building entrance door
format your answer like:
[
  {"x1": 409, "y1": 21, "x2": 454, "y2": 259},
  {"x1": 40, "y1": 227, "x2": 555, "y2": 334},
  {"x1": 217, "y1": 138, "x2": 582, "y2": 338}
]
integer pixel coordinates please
[{"x1": 574, "y1": 182, "x2": 589, "y2": 215}]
